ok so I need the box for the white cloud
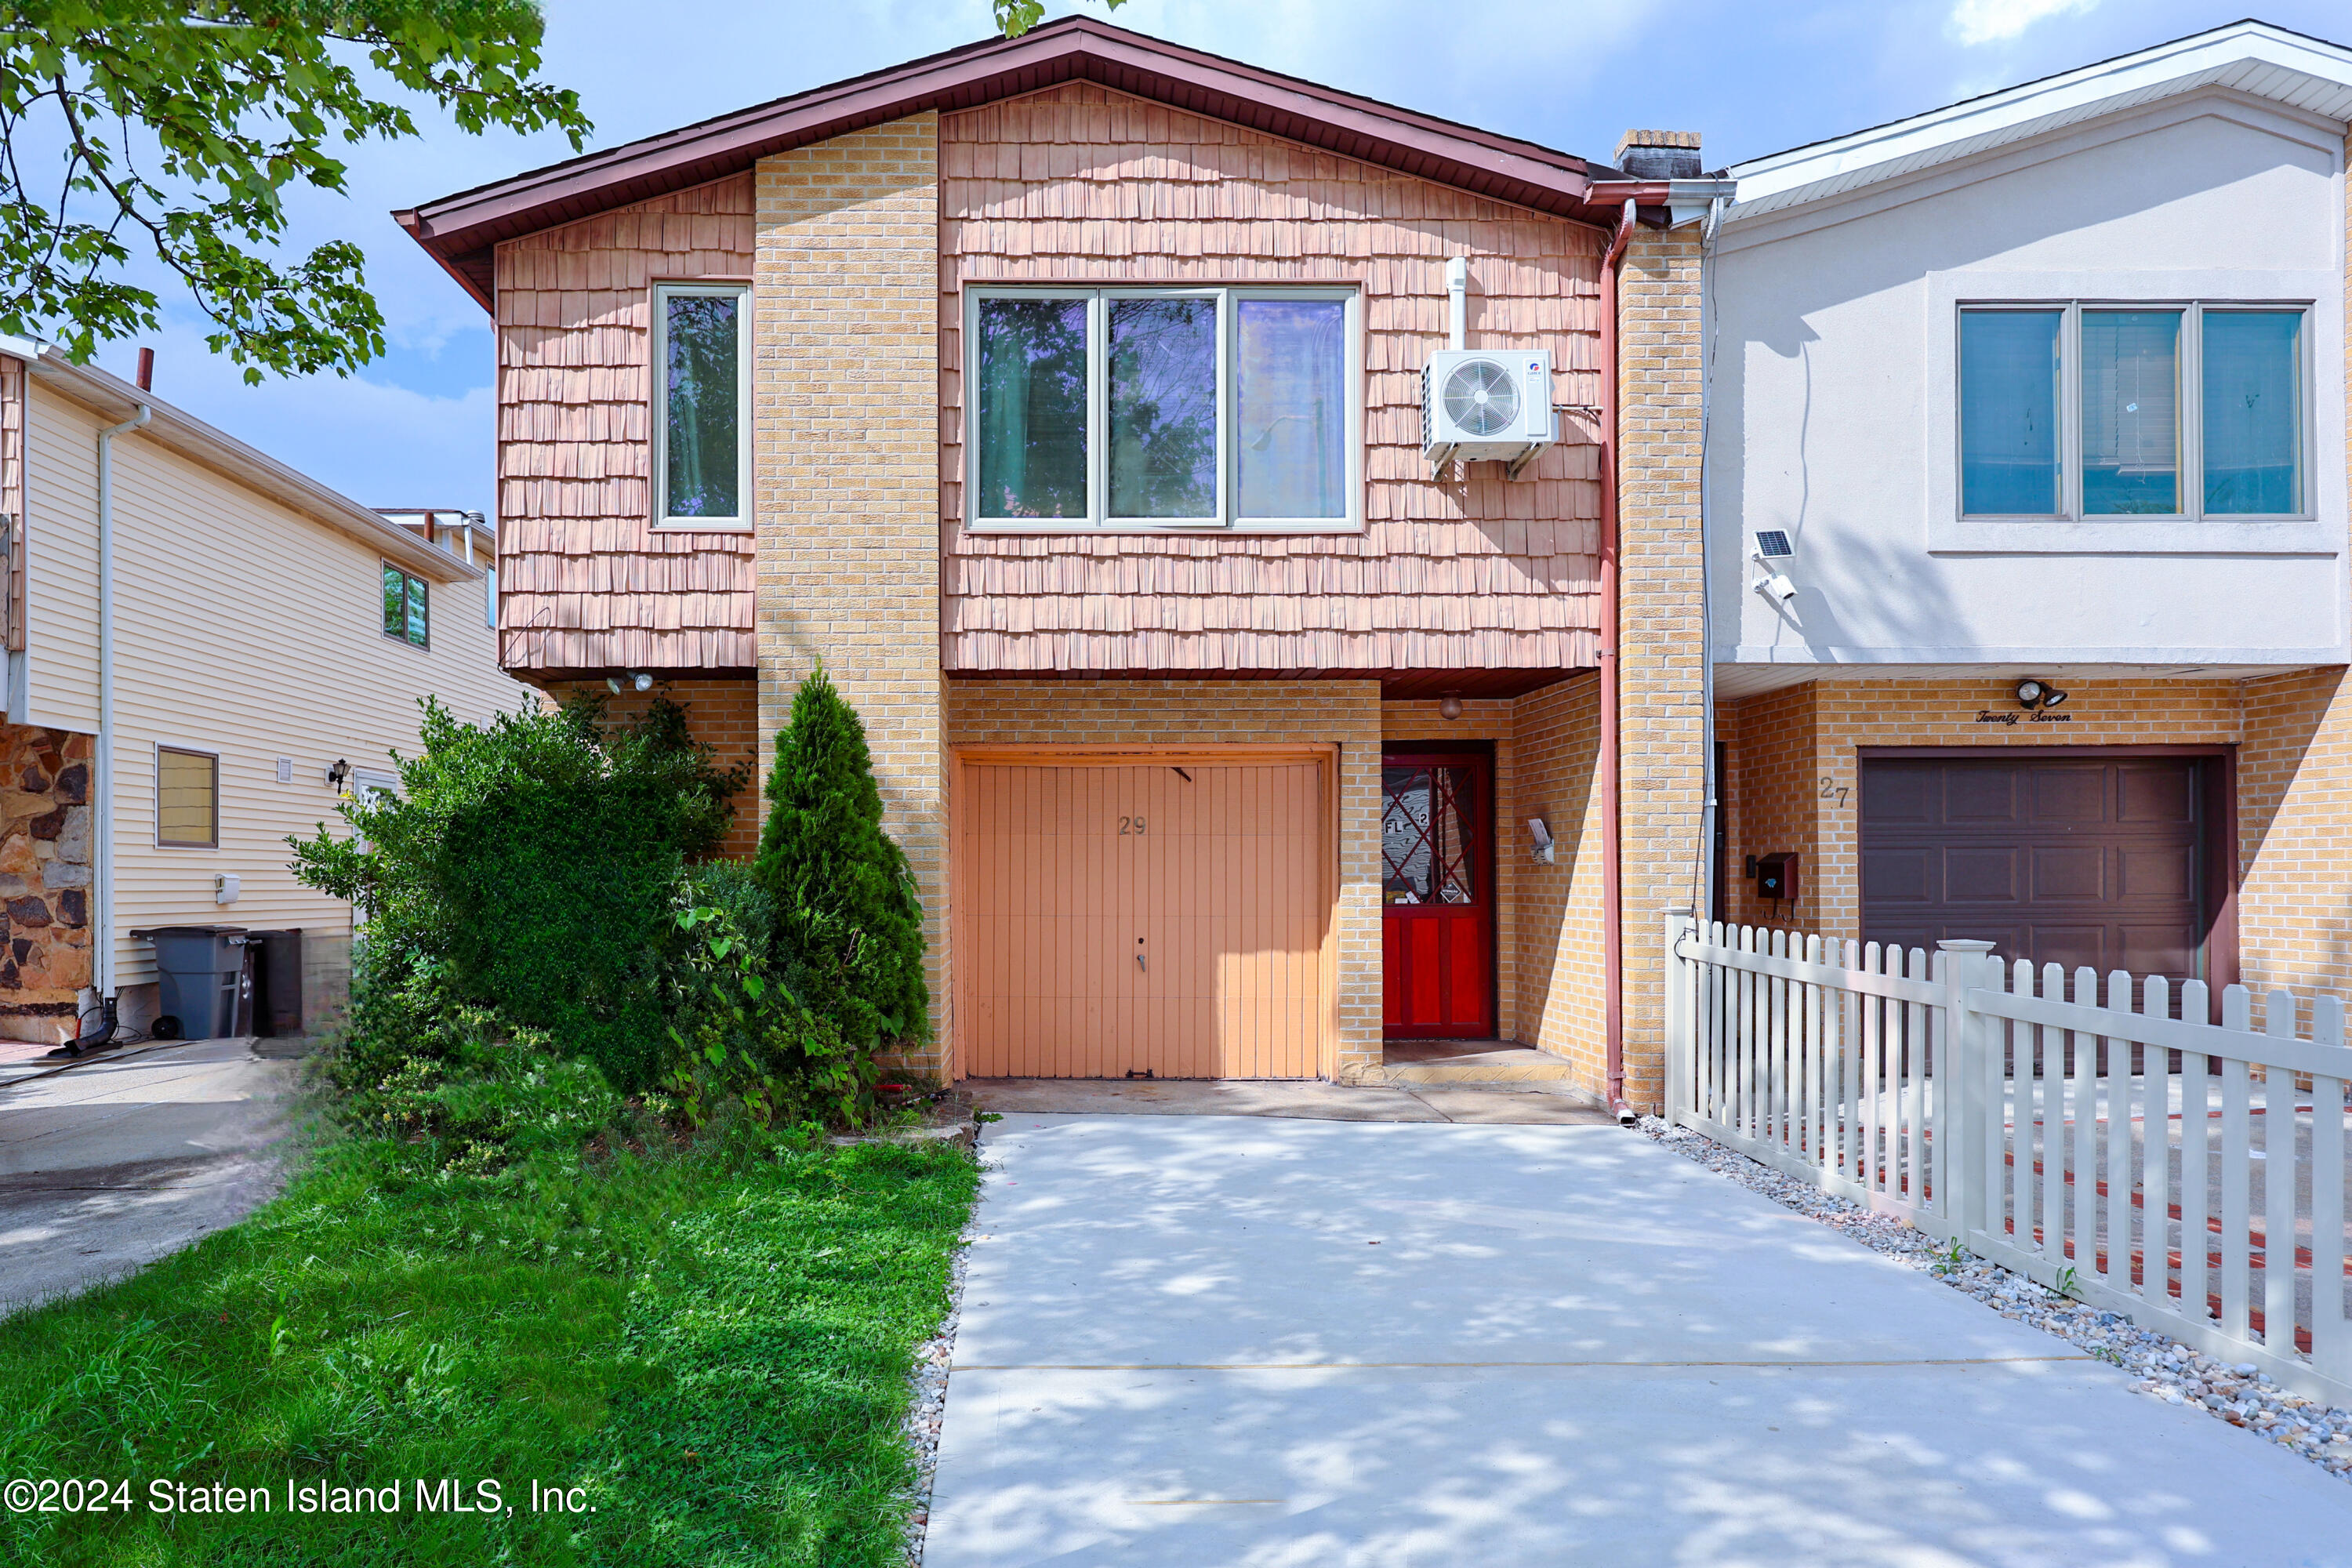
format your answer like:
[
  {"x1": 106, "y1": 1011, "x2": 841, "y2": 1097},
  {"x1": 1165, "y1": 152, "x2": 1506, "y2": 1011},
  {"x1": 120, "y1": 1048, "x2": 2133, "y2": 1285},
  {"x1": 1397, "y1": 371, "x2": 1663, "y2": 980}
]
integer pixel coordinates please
[{"x1": 1948, "y1": 0, "x2": 2100, "y2": 47}]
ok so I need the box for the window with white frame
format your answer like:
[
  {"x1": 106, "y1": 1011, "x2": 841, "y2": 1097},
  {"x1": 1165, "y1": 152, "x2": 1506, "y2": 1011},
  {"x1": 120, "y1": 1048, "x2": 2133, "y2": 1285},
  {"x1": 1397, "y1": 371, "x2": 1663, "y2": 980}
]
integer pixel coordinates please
[
  {"x1": 1958, "y1": 302, "x2": 2309, "y2": 520},
  {"x1": 653, "y1": 282, "x2": 752, "y2": 528},
  {"x1": 967, "y1": 285, "x2": 1359, "y2": 531}
]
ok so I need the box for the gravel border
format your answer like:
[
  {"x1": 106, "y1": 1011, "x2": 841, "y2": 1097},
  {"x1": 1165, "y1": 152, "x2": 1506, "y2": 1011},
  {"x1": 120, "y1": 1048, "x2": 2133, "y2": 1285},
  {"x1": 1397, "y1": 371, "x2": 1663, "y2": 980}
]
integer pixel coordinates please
[
  {"x1": 902, "y1": 1143, "x2": 981, "y2": 1566},
  {"x1": 1636, "y1": 1115, "x2": 2352, "y2": 1481}
]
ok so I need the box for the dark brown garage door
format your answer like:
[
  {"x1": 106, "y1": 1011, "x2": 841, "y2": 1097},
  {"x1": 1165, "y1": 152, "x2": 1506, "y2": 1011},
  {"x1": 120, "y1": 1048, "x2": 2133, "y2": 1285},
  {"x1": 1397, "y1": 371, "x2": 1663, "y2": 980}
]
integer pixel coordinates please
[{"x1": 1860, "y1": 755, "x2": 2214, "y2": 980}]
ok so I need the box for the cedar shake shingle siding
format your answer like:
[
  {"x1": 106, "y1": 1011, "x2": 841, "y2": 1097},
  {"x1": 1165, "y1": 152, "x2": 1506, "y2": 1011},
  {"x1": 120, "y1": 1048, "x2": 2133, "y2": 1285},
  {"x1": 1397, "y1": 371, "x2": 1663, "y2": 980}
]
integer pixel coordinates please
[
  {"x1": 493, "y1": 177, "x2": 757, "y2": 673},
  {"x1": 940, "y1": 83, "x2": 1606, "y2": 680}
]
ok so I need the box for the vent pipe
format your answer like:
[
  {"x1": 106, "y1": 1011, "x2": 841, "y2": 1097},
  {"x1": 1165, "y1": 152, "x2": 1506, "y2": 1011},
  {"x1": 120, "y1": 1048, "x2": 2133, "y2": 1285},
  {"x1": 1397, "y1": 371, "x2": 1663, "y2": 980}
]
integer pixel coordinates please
[{"x1": 1446, "y1": 257, "x2": 1468, "y2": 350}]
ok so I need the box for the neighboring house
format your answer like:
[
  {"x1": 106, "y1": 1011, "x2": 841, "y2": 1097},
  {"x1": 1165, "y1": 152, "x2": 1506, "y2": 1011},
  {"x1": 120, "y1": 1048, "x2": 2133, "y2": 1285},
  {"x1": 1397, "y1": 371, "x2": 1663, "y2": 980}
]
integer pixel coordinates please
[
  {"x1": 0, "y1": 343, "x2": 531, "y2": 1044},
  {"x1": 1704, "y1": 20, "x2": 2352, "y2": 1009},
  {"x1": 396, "y1": 18, "x2": 1726, "y2": 1102}
]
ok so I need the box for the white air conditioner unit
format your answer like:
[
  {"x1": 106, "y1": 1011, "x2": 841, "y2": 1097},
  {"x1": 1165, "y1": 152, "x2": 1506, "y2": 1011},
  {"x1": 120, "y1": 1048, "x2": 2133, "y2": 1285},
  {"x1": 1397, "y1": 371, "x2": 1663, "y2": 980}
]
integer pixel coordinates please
[{"x1": 1421, "y1": 347, "x2": 1554, "y2": 474}]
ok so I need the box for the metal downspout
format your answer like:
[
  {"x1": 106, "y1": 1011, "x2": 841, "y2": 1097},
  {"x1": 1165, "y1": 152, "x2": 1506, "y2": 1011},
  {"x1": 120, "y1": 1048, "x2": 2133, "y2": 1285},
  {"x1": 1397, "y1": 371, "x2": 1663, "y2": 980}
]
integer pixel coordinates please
[
  {"x1": 1600, "y1": 198, "x2": 1635, "y2": 1124},
  {"x1": 94, "y1": 401, "x2": 151, "y2": 1001}
]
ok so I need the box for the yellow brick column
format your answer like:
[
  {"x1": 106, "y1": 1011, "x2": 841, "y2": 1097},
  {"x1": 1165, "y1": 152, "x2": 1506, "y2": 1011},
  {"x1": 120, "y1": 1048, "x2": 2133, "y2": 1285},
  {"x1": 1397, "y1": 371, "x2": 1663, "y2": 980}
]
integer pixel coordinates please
[
  {"x1": 753, "y1": 114, "x2": 949, "y2": 1077},
  {"x1": 1614, "y1": 220, "x2": 1708, "y2": 1111}
]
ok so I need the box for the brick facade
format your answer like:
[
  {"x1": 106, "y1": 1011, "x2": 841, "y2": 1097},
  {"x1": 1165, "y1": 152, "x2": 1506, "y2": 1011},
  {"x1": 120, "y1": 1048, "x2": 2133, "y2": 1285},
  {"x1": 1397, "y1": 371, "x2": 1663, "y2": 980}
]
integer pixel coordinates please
[
  {"x1": 1509, "y1": 674, "x2": 1606, "y2": 1083},
  {"x1": 1611, "y1": 223, "x2": 1709, "y2": 1109},
  {"x1": 754, "y1": 115, "x2": 949, "y2": 1076},
  {"x1": 1718, "y1": 674, "x2": 2247, "y2": 945},
  {"x1": 946, "y1": 678, "x2": 1383, "y2": 1080},
  {"x1": 0, "y1": 723, "x2": 93, "y2": 1043}
]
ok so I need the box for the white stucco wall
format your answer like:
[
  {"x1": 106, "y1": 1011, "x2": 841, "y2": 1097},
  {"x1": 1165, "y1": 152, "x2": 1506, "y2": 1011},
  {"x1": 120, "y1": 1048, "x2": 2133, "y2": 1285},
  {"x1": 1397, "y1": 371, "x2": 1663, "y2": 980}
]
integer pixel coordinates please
[{"x1": 1709, "y1": 91, "x2": 2349, "y2": 669}]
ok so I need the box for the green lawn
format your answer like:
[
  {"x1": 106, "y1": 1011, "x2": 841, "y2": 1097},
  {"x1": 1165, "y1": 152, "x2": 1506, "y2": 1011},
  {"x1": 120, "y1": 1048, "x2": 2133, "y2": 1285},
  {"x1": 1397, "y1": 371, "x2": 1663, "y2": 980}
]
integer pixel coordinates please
[{"x1": 0, "y1": 1127, "x2": 978, "y2": 1566}]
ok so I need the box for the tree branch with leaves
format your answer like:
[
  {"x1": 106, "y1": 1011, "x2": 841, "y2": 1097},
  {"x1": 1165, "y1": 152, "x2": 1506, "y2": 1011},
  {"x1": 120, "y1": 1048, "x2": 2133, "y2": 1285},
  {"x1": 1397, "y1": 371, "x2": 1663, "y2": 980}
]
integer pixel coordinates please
[
  {"x1": 0, "y1": 1, "x2": 590, "y2": 380},
  {"x1": 992, "y1": 0, "x2": 1125, "y2": 39}
]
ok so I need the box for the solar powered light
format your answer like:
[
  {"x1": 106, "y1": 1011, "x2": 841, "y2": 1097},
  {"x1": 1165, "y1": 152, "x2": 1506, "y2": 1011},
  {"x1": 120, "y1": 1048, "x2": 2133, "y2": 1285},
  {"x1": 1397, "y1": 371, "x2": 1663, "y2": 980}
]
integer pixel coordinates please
[{"x1": 1751, "y1": 529, "x2": 1798, "y2": 604}]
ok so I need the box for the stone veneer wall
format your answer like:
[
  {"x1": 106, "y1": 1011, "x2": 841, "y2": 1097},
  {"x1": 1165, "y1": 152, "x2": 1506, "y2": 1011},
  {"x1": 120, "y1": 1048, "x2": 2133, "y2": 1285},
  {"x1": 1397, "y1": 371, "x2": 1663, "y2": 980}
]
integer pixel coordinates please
[
  {"x1": 0, "y1": 722, "x2": 93, "y2": 1043},
  {"x1": 753, "y1": 114, "x2": 946, "y2": 1078}
]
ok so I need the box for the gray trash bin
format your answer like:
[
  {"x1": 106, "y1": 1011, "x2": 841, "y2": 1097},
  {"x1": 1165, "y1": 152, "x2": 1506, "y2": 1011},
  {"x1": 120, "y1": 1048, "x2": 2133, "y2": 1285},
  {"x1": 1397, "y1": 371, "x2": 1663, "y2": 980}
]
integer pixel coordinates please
[{"x1": 131, "y1": 926, "x2": 252, "y2": 1039}]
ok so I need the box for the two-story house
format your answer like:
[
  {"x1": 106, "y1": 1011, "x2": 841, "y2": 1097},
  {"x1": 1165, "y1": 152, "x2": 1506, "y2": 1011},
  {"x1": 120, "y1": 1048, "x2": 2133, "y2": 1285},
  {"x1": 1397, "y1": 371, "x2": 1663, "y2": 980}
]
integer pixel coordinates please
[
  {"x1": 397, "y1": 19, "x2": 1725, "y2": 1104},
  {"x1": 0, "y1": 343, "x2": 530, "y2": 1046},
  {"x1": 1704, "y1": 20, "x2": 2352, "y2": 1010}
]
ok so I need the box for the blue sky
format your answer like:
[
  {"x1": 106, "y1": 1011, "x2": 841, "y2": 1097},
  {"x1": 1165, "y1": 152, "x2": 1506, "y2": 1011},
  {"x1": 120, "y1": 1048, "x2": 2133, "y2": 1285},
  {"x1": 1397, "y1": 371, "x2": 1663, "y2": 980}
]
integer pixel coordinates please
[{"x1": 82, "y1": 0, "x2": 2352, "y2": 518}]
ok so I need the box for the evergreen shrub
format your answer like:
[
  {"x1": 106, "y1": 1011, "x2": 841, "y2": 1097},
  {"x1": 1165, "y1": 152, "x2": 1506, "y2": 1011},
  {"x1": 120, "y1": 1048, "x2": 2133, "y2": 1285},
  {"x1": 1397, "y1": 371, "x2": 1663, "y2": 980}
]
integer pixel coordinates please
[{"x1": 752, "y1": 667, "x2": 931, "y2": 1062}]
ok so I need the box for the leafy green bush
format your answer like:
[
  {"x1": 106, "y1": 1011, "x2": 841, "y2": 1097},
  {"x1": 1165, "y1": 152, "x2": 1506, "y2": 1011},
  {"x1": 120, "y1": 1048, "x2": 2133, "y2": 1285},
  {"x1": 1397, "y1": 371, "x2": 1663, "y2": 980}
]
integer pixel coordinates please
[
  {"x1": 662, "y1": 859, "x2": 871, "y2": 1127},
  {"x1": 293, "y1": 694, "x2": 746, "y2": 1094},
  {"x1": 753, "y1": 666, "x2": 930, "y2": 1060}
]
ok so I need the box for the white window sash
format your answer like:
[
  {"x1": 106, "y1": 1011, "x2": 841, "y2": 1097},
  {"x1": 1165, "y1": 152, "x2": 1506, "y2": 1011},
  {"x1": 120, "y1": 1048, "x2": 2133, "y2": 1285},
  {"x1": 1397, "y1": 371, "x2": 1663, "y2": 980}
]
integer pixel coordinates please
[
  {"x1": 965, "y1": 283, "x2": 1363, "y2": 535},
  {"x1": 1956, "y1": 299, "x2": 2313, "y2": 524},
  {"x1": 652, "y1": 281, "x2": 754, "y2": 532}
]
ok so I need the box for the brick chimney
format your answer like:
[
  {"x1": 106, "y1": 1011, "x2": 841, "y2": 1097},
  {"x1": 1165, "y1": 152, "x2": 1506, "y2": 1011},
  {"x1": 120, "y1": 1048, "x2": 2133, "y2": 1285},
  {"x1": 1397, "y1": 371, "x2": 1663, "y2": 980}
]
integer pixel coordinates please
[{"x1": 1613, "y1": 129, "x2": 1702, "y2": 180}]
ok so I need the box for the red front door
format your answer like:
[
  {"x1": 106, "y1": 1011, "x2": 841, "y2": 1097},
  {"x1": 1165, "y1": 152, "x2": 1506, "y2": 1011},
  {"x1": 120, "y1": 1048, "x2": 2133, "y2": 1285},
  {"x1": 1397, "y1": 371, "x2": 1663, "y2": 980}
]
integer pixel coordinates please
[{"x1": 1381, "y1": 752, "x2": 1494, "y2": 1036}]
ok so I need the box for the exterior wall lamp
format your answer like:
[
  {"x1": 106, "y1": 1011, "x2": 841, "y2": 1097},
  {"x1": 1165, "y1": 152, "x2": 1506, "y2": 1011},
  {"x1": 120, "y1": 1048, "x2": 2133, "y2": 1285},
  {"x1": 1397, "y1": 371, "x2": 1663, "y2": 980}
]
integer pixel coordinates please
[
  {"x1": 325, "y1": 758, "x2": 350, "y2": 792},
  {"x1": 2015, "y1": 679, "x2": 2069, "y2": 710},
  {"x1": 1438, "y1": 694, "x2": 1463, "y2": 720}
]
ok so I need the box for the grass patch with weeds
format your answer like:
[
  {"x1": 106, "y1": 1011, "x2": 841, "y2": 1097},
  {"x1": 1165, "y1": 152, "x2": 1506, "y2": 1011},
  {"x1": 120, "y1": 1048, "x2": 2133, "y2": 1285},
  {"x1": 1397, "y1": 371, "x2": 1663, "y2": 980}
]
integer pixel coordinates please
[{"x1": 0, "y1": 1127, "x2": 977, "y2": 1567}]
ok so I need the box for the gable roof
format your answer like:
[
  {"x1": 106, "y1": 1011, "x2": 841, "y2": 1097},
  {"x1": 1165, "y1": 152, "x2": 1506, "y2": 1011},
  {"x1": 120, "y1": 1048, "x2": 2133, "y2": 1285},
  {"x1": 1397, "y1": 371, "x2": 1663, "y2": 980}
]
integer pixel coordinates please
[
  {"x1": 395, "y1": 16, "x2": 1619, "y2": 311},
  {"x1": 1727, "y1": 18, "x2": 2352, "y2": 223}
]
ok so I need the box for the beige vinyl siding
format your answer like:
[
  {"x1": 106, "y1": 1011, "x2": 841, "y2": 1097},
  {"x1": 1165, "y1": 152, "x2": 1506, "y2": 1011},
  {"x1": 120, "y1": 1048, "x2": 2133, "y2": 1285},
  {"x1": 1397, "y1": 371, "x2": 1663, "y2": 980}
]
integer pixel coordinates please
[
  {"x1": 95, "y1": 422, "x2": 530, "y2": 989},
  {"x1": 23, "y1": 383, "x2": 101, "y2": 731}
]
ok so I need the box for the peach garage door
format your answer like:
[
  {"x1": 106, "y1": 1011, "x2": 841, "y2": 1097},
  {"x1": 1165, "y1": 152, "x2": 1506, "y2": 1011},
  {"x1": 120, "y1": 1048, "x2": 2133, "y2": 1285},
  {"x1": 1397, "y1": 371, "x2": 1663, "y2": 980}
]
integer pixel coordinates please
[{"x1": 959, "y1": 753, "x2": 1333, "y2": 1079}]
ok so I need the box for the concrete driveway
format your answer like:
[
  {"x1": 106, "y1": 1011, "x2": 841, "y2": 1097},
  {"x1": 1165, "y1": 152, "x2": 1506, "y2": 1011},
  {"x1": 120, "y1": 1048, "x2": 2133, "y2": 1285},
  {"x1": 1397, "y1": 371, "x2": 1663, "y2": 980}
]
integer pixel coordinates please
[
  {"x1": 926, "y1": 1114, "x2": 2352, "y2": 1566},
  {"x1": 0, "y1": 1037, "x2": 296, "y2": 1316}
]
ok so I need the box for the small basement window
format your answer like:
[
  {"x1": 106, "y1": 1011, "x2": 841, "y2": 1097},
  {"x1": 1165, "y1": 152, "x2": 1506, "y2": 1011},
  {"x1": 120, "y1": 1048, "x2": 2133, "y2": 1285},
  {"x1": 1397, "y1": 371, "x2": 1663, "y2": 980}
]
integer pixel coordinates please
[
  {"x1": 156, "y1": 746, "x2": 218, "y2": 849},
  {"x1": 382, "y1": 564, "x2": 428, "y2": 648},
  {"x1": 654, "y1": 282, "x2": 752, "y2": 529},
  {"x1": 967, "y1": 285, "x2": 1359, "y2": 532}
]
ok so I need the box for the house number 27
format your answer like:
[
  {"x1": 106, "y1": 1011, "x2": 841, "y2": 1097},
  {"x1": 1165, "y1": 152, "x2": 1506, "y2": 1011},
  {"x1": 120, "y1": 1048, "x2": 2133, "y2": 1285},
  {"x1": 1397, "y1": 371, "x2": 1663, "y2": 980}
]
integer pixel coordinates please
[
  {"x1": 1120, "y1": 816, "x2": 1148, "y2": 834},
  {"x1": 1818, "y1": 777, "x2": 1849, "y2": 808}
]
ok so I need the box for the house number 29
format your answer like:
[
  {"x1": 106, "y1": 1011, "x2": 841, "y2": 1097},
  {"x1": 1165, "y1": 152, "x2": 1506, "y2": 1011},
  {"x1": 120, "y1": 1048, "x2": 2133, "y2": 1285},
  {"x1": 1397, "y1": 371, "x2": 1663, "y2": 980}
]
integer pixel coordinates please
[
  {"x1": 1818, "y1": 777, "x2": 1849, "y2": 808},
  {"x1": 1120, "y1": 816, "x2": 1148, "y2": 834}
]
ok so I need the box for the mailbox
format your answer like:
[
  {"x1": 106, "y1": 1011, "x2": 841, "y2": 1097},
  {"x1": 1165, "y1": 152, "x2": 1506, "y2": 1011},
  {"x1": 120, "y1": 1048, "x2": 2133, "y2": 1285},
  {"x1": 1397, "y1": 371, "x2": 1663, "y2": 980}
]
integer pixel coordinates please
[{"x1": 1755, "y1": 851, "x2": 1798, "y2": 904}]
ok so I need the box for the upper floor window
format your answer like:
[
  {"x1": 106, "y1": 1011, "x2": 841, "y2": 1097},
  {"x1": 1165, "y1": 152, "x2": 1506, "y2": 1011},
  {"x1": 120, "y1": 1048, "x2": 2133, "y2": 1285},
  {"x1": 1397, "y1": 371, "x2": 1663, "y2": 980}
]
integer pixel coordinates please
[
  {"x1": 654, "y1": 282, "x2": 751, "y2": 529},
  {"x1": 1959, "y1": 303, "x2": 2307, "y2": 521},
  {"x1": 382, "y1": 564, "x2": 428, "y2": 648},
  {"x1": 967, "y1": 285, "x2": 1359, "y2": 532}
]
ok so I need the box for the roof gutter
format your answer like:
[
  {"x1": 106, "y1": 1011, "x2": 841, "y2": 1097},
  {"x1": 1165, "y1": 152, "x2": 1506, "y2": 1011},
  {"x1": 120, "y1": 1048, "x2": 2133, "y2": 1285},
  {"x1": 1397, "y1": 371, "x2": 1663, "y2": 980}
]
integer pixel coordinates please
[
  {"x1": 0, "y1": 338, "x2": 478, "y2": 585},
  {"x1": 1599, "y1": 196, "x2": 1636, "y2": 1126}
]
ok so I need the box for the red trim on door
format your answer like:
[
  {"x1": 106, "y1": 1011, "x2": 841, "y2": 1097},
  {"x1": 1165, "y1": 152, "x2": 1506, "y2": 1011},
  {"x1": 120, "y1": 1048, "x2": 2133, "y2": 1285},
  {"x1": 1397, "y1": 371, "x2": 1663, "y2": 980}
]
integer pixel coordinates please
[{"x1": 1381, "y1": 750, "x2": 1495, "y2": 1037}]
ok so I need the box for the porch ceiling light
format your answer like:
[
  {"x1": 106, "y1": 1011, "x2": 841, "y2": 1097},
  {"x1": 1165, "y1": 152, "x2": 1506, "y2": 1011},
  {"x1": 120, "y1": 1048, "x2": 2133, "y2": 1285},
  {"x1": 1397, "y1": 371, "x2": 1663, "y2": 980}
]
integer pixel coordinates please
[{"x1": 1439, "y1": 694, "x2": 1463, "y2": 720}]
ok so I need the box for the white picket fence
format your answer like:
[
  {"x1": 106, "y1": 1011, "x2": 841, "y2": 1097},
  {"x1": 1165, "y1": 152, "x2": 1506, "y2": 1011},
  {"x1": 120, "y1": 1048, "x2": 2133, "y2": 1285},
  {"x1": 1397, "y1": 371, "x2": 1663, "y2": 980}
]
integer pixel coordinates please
[{"x1": 1664, "y1": 914, "x2": 2352, "y2": 1406}]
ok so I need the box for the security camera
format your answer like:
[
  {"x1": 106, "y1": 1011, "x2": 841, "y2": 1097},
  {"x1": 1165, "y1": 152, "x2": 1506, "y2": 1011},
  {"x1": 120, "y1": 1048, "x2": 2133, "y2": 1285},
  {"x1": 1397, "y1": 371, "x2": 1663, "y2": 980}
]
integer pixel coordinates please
[
  {"x1": 1751, "y1": 531, "x2": 1798, "y2": 604},
  {"x1": 1757, "y1": 571, "x2": 1798, "y2": 604}
]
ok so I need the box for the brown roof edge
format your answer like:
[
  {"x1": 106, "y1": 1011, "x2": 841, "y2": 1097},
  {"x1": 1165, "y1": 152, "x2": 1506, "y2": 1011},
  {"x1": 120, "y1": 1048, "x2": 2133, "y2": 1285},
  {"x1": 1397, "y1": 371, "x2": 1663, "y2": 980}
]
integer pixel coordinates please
[{"x1": 395, "y1": 16, "x2": 1610, "y2": 313}]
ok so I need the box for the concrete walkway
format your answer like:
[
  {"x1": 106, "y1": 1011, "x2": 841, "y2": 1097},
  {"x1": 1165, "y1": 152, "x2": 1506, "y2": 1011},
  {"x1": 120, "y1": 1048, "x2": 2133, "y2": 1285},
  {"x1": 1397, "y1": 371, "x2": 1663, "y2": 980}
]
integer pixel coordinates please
[
  {"x1": 0, "y1": 1036, "x2": 296, "y2": 1316},
  {"x1": 925, "y1": 1114, "x2": 2352, "y2": 1566}
]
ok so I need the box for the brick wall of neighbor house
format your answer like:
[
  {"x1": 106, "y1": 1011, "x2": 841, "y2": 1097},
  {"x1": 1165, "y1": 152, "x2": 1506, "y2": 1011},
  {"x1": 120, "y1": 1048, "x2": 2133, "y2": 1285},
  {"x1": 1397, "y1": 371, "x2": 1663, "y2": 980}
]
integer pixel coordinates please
[
  {"x1": 493, "y1": 175, "x2": 757, "y2": 674},
  {"x1": 1509, "y1": 674, "x2": 1605, "y2": 1087},
  {"x1": 1613, "y1": 222, "x2": 1708, "y2": 1110},
  {"x1": 2238, "y1": 670, "x2": 2352, "y2": 1014},
  {"x1": 547, "y1": 677, "x2": 763, "y2": 859},
  {"x1": 1715, "y1": 683, "x2": 1821, "y2": 932},
  {"x1": 947, "y1": 679, "x2": 1383, "y2": 1080},
  {"x1": 1381, "y1": 699, "x2": 1519, "y2": 1040},
  {"x1": 1718, "y1": 677, "x2": 2247, "y2": 944},
  {"x1": 938, "y1": 82, "x2": 1607, "y2": 681},
  {"x1": 754, "y1": 116, "x2": 947, "y2": 1078},
  {"x1": 0, "y1": 724, "x2": 93, "y2": 1044}
]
